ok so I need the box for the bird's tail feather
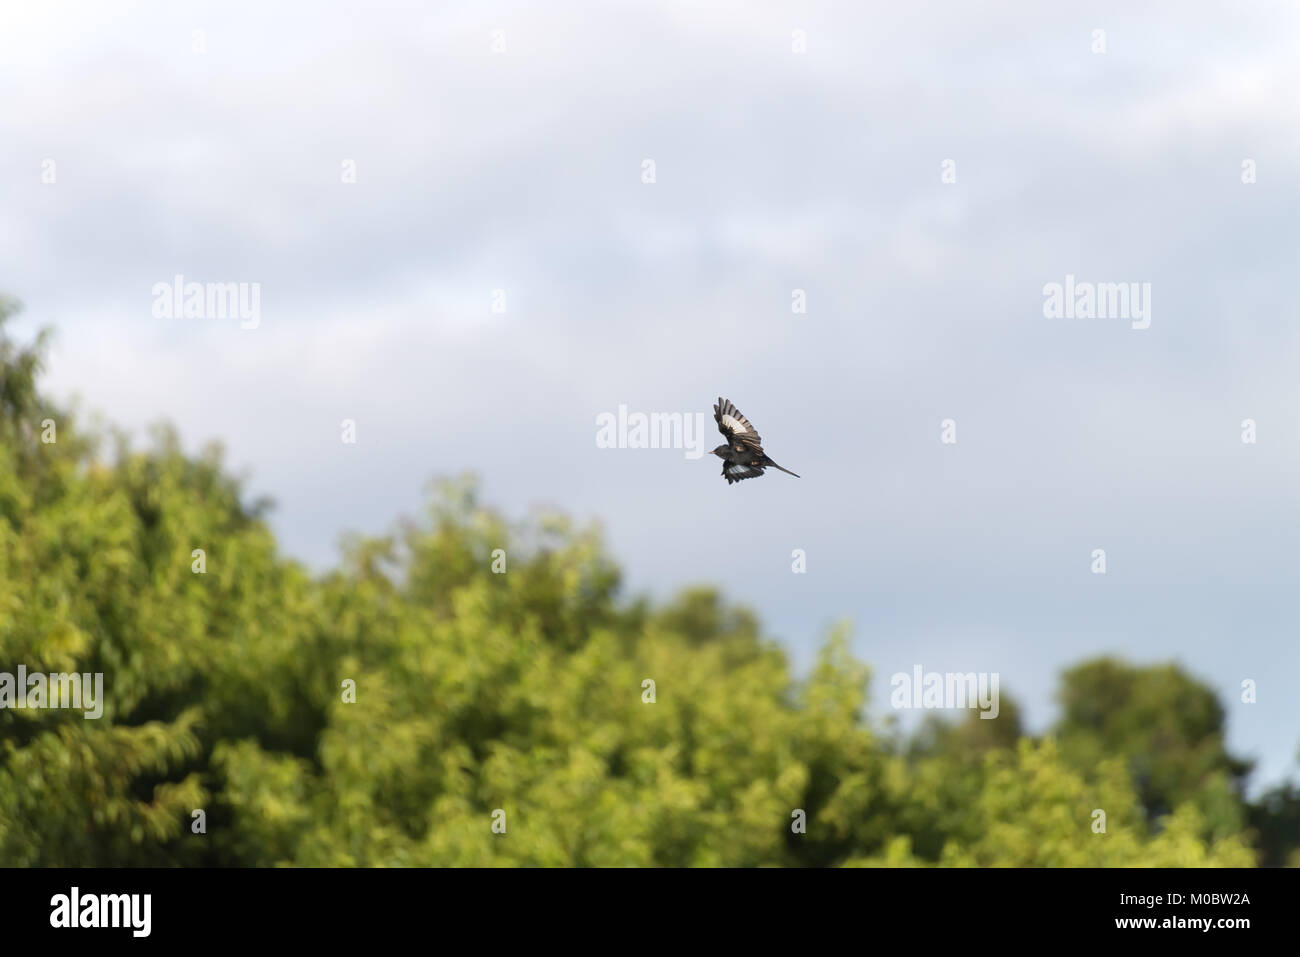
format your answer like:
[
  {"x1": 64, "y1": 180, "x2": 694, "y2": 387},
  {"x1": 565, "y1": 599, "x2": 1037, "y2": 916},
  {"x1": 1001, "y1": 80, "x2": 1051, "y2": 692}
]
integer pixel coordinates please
[{"x1": 767, "y1": 461, "x2": 800, "y2": 478}]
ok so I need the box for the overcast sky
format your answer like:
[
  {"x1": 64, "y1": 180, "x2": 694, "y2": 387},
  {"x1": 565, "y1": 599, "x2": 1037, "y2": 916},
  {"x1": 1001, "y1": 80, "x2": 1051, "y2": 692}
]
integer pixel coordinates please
[{"x1": 3, "y1": 1, "x2": 1299, "y2": 793}]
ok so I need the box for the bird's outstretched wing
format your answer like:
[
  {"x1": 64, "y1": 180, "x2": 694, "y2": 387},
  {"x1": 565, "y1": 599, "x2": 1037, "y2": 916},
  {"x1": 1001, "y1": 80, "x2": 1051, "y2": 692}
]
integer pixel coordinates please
[
  {"x1": 722, "y1": 462, "x2": 765, "y2": 484},
  {"x1": 714, "y1": 397, "x2": 763, "y2": 452}
]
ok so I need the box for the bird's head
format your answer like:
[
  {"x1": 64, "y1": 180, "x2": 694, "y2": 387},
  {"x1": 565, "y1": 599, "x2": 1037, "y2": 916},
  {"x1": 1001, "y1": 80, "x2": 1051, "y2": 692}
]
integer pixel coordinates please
[{"x1": 710, "y1": 444, "x2": 729, "y2": 458}]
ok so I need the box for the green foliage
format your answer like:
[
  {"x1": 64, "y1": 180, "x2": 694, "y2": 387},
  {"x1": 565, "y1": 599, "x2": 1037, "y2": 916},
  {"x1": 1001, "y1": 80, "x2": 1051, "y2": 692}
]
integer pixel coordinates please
[
  {"x1": 1249, "y1": 767, "x2": 1300, "y2": 867},
  {"x1": 1053, "y1": 658, "x2": 1251, "y2": 839},
  {"x1": 0, "y1": 304, "x2": 1291, "y2": 866}
]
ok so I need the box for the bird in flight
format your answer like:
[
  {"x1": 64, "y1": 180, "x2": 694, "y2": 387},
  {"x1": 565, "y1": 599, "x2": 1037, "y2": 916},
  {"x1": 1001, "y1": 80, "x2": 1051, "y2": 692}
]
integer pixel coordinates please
[{"x1": 711, "y1": 397, "x2": 801, "y2": 485}]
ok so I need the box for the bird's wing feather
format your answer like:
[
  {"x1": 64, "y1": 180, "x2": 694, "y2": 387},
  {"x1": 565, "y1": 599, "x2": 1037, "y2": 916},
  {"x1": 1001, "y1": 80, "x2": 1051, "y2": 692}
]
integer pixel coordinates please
[
  {"x1": 721, "y1": 462, "x2": 765, "y2": 484},
  {"x1": 714, "y1": 397, "x2": 763, "y2": 451}
]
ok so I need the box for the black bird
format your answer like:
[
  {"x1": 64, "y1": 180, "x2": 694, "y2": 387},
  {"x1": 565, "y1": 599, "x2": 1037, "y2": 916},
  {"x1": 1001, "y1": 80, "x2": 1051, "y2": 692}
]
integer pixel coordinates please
[{"x1": 711, "y1": 397, "x2": 801, "y2": 485}]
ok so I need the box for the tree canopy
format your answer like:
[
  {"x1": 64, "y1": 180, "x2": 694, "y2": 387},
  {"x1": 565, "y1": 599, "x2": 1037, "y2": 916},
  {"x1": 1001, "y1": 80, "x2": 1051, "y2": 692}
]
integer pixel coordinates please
[{"x1": 0, "y1": 301, "x2": 1291, "y2": 866}]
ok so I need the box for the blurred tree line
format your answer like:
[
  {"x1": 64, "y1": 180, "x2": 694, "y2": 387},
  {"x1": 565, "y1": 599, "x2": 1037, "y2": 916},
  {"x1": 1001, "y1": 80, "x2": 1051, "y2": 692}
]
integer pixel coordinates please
[{"x1": 0, "y1": 300, "x2": 1296, "y2": 866}]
